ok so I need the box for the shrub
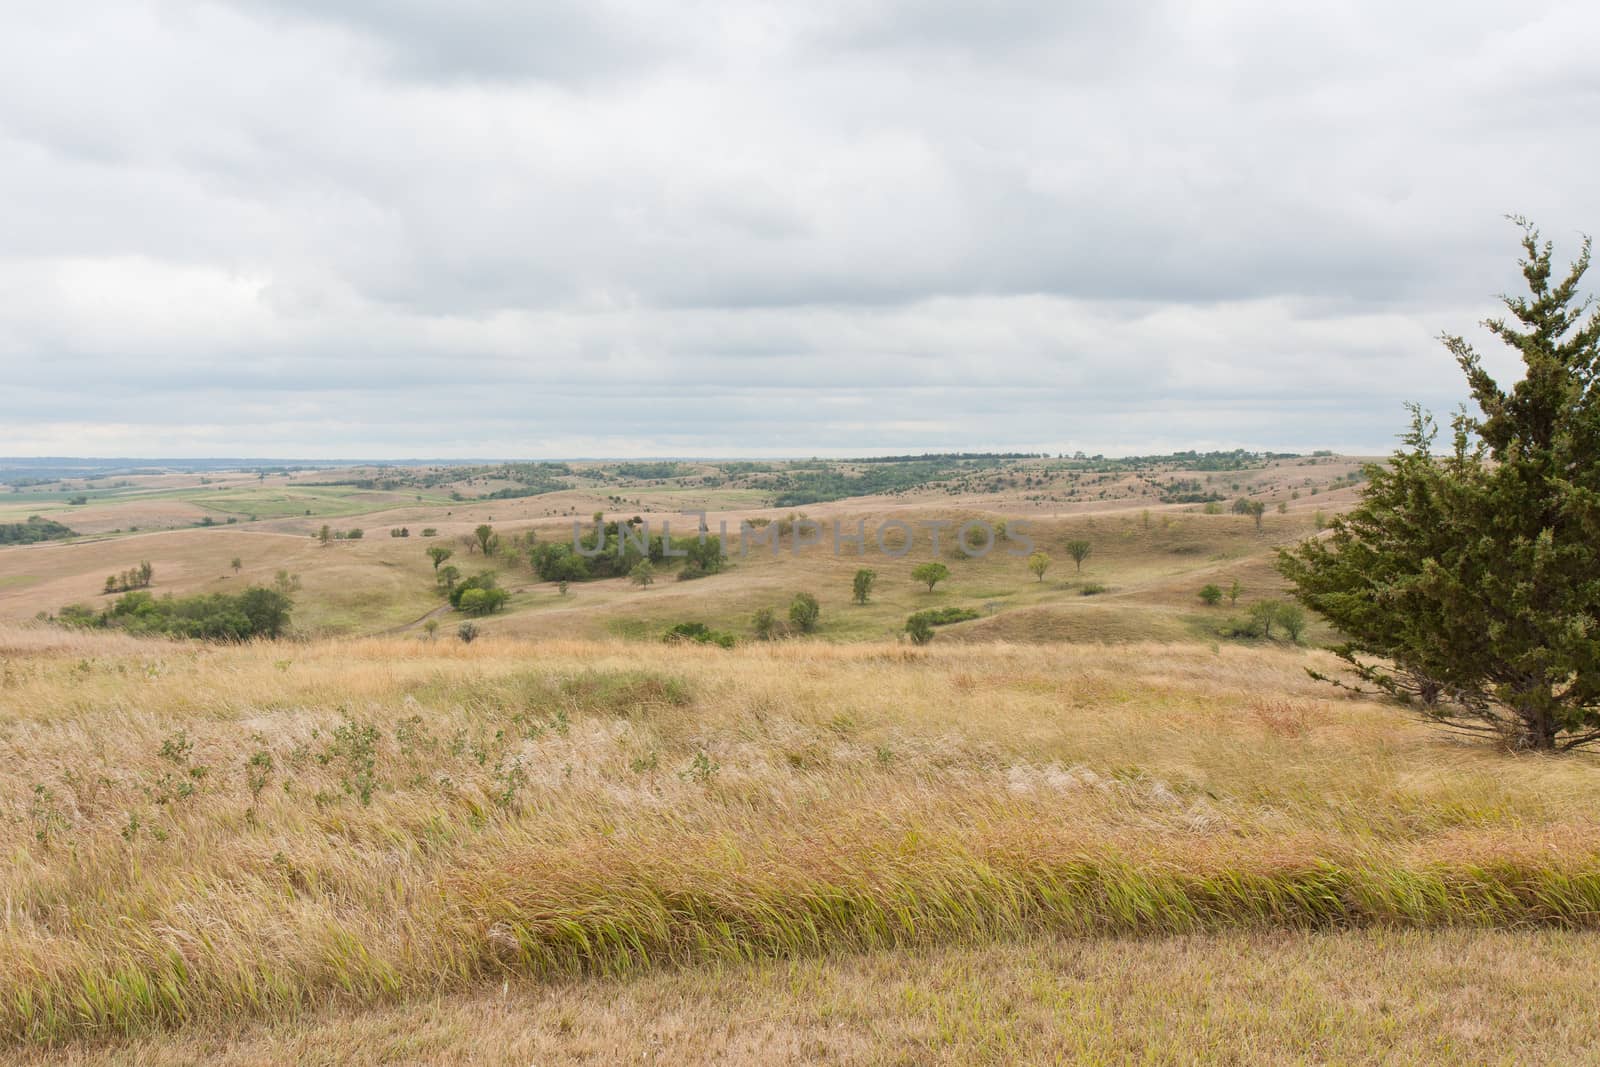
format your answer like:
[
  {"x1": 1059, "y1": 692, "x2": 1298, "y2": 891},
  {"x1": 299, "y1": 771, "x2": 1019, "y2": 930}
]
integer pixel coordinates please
[
  {"x1": 663, "y1": 622, "x2": 735, "y2": 649},
  {"x1": 905, "y1": 614, "x2": 934, "y2": 644},
  {"x1": 457, "y1": 587, "x2": 508, "y2": 616},
  {"x1": 1079, "y1": 582, "x2": 1108, "y2": 596},
  {"x1": 448, "y1": 572, "x2": 501, "y2": 610},
  {"x1": 908, "y1": 606, "x2": 980, "y2": 627},
  {"x1": 1199, "y1": 584, "x2": 1223, "y2": 606},
  {"x1": 852, "y1": 569, "x2": 877, "y2": 605},
  {"x1": 752, "y1": 607, "x2": 776, "y2": 640},
  {"x1": 789, "y1": 593, "x2": 820, "y2": 633},
  {"x1": 457, "y1": 622, "x2": 480, "y2": 643}
]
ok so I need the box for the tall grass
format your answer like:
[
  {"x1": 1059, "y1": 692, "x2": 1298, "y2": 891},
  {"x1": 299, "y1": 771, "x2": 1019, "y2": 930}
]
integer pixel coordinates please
[{"x1": 1, "y1": 626, "x2": 1597, "y2": 1044}]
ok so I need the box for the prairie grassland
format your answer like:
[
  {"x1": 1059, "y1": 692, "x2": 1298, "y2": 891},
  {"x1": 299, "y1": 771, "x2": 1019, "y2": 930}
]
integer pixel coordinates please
[
  {"x1": 2, "y1": 626, "x2": 1598, "y2": 1050},
  {"x1": 20, "y1": 929, "x2": 1600, "y2": 1065}
]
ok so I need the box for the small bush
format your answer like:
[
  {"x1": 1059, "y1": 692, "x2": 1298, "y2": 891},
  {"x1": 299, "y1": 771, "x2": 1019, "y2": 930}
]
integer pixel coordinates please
[
  {"x1": 663, "y1": 622, "x2": 735, "y2": 649},
  {"x1": 789, "y1": 593, "x2": 820, "y2": 634},
  {"x1": 1079, "y1": 582, "x2": 1108, "y2": 596}
]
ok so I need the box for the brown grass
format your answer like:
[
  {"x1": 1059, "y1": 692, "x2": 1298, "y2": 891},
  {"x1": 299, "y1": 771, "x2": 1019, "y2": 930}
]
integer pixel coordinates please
[{"x1": 2, "y1": 626, "x2": 1598, "y2": 1050}]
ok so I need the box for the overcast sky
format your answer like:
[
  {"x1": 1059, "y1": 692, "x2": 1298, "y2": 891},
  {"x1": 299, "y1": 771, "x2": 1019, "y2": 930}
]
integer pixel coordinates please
[{"x1": 2, "y1": 1, "x2": 1596, "y2": 458}]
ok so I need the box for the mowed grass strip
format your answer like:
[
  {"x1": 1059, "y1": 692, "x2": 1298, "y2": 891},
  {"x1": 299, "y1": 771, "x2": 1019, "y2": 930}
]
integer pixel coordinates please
[{"x1": 2, "y1": 629, "x2": 1598, "y2": 1044}]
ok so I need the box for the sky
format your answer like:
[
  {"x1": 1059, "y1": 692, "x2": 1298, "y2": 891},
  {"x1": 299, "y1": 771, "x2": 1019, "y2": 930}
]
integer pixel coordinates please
[{"x1": 1, "y1": 1, "x2": 1597, "y2": 459}]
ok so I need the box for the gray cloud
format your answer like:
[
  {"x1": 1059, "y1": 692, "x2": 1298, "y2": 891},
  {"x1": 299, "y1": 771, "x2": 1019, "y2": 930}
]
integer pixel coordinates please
[{"x1": 0, "y1": 0, "x2": 1595, "y2": 458}]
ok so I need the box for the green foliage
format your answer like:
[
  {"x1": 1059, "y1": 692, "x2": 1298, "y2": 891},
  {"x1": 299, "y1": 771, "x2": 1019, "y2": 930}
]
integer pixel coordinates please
[
  {"x1": 1277, "y1": 603, "x2": 1307, "y2": 643},
  {"x1": 103, "y1": 561, "x2": 154, "y2": 594},
  {"x1": 474, "y1": 524, "x2": 496, "y2": 556},
  {"x1": 630, "y1": 560, "x2": 656, "y2": 588},
  {"x1": 905, "y1": 614, "x2": 935, "y2": 645},
  {"x1": 457, "y1": 622, "x2": 480, "y2": 644},
  {"x1": 752, "y1": 607, "x2": 776, "y2": 640},
  {"x1": 0, "y1": 516, "x2": 76, "y2": 545},
  {"x1": 852, "y1": 569, "x2": 877, "y2": 604},
  {"x1": 1199, "y1": 584, "x2": 1223, "y2": 606},
  {"x1": 907, "y1": 606, "x2": 980, "y2": 628},
  {"x1": 531, "y1": 542, "x2": 591, "y2": 583},
  {"x1": 789, "y1": 592, "x2": 820, "y2": 633},
  {"x1": 427, "y1": 545, "x2": 453, "y2": 571},
  {"x1": 911, "y1": 561, "x2": 950, "y2": 592},
  {"x1": 663, "y1": 622, "x2": 736, "y2": 649},
  {"x1": 449, "y1": 572, "x2": 505, "y2": 614},
  {"x1": 1279, "y1": 221, "x2": 1600, "y2": 750},
  {"x1": 1066, "y1": 540, "x2": 1092, "y2": 572},
  {"x1": 57, "y1": 586, "x2": 292, "y2": 641},
  {"x1": 457, "y1": 586, "x2": 509, "y2": 616},
  {"x1": 1027, "y1": 551, "x2": 1051, "y2": 582},
  {"x1": 1079, "y1": 582, "x2": 1108, "y2": 596}
]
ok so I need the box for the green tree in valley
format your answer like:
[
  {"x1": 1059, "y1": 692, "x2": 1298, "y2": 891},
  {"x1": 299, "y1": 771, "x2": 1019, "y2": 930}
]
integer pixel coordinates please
[
  {"x1": 630, "y1": 560, "x2": 655, "y2": 588},
  {"x1": 474, "y1": 524, "x2": 496, "y2": 556},
  {"x1": 852, "y1": 569, "x2": 877, "y2": 605},
  {"x1": 911, "y1": 562, "x2": 950, "y2": 592},
  {"x1": 427, "y1": 546, "x2": 454, "y2": 572},
  {"x1": 1280, "y1": 219, "x2": 1600, "y2": 750},
  {"x1": 1027, "y1": 551, "x2": 1051, "y2": 582},
  {"x1": 1065, "y1": 540, "x2": 1092, "y2": 573}
]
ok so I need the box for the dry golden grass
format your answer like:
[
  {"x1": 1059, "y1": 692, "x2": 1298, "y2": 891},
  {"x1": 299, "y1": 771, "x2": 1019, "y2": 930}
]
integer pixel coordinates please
[
  {"x1": 2, "y1": 625, "x2": 1598, "y2": 1052},
  {"x1": 13, "y1": 928, "x2": 1600, "y2": 1065}
]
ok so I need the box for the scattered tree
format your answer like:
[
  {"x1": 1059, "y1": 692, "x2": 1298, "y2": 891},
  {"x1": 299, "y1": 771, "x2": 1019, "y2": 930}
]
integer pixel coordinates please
[
  {"x1": 1228, "y1": 579, "x2": 1242, "y2": 606},
  {"x1": 1277, "y1": 603, "x2": 1307, "y2": 643},
  {"x1": 852, "y1": 569, "x2": 877, "y2": 605},
  {"x1": 230, "y1": 557, "x2": 242, "y2": 574},
  {"x1": 427, "y1": 545, "x2": 454, "y2": 572},
  {"x1": 1249, "y1": 600, "x2": 1281, "y2": 639},
  {"x1": 474, "y1": 524, "x2": 496, "y2": 556},
  {"x1": 457, "y1": 622, "x2": 479, "y2": 644},
  {"x1": 905, "y1": 614, "x2": 934, "y2": 645},
  {"x1": 1027, "y1": 551, "x2": 1051, "y2": 582},
  {"x1": 1198, "y1": 583, "x2": 1223, "y2": 606},
  {"x1": 1066, "y1": 540, "x2": 1092, "y2": 572},
  {"x1": 630, "y1": 560, "x2": 656, "y2": 588},
  {"x1": 911, "y1": 561, "x2": 950, "y2": 592}
]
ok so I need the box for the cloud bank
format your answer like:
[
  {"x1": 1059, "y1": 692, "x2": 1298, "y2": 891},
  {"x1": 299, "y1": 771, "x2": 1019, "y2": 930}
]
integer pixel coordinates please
[{"x1": 2, "y1": 0, "x2": 1596, "y2": 456}]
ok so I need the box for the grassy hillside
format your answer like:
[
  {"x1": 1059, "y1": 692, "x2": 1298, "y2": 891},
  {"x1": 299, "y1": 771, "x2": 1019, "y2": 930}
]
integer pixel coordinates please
[{"x1": 3, "y1": 628, "x2": 1598, "y2": 1052}]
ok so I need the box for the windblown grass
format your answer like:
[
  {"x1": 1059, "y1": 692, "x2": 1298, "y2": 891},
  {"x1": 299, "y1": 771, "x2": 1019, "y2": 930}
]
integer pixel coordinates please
[{"x1": 1, "y1": 626, "x2": 1597, "y2": 1046}]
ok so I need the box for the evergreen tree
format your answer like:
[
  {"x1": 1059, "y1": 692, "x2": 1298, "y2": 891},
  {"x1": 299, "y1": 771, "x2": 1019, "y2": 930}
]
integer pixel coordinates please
[{"x1": 1280, "y1": 219, "x2": 1600, "y2": 750}]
